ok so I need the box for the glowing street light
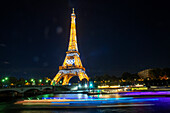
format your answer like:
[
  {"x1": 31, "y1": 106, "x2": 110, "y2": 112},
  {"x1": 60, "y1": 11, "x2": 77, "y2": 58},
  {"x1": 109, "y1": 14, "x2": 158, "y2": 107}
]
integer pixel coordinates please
[
  {"x1": 90, "y1": 83, "x2": 93, "y2": 87},
  {"x1": 39, "y1": 79, "x2": 42, "y2": 83},
  {"x1": 85, "y1": 84, "x2": 87, "y2": 88},
  {"x1": 5, "y1": 77, "x2": 8, "y2": 80},
  {"x1": 25, "y1": 80, "x2": 27, "y2": 83},
  {"x1": 46, "y1": 80, "x2": 48, "y2": 83},
  {"x1": 59, "y1": 81, "x2": 62, "y2": 84},
  {"x1": 89, "y1": 81, "x2": 93, "y2": 88},
  {"x1": 31, "y1": 79, "x2": 34, "y2": 82},
  {"x1": 78, "y1": 84, "x2": 81, "y2": 88},
  {"x1": 2, "y1": 79, "x2": 5, "y2": 82}
]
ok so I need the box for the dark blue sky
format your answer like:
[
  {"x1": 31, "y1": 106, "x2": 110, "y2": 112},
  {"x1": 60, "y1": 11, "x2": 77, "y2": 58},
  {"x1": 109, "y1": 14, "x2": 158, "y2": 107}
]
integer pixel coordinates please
[{"x1": 0, "y1": 0, "x2": 170, "y2": 79}]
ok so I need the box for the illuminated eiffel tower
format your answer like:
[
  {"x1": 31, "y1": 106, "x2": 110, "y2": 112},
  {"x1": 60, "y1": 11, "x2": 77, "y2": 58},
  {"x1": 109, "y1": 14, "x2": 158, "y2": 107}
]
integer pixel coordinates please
[{"x1": 51, "y1": 8, "x2": 89, "y2": 85}]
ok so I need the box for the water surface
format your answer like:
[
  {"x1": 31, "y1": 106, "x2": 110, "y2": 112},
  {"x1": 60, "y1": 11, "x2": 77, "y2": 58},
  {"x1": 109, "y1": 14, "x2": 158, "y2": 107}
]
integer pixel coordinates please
[{"x1": 1, "y1": 93, "x2": 170, "y2": 113}]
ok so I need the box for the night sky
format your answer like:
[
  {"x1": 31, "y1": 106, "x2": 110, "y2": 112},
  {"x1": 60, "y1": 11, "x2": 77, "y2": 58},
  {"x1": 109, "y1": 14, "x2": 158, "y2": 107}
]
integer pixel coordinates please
[{"x1": 0, "y1": 0, "x2": 170, "y2": 79}]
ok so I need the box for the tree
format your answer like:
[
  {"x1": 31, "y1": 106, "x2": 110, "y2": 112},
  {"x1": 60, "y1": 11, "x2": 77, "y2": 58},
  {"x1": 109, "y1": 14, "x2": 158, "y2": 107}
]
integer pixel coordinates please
[
  {"x1": 16, "y1": 78, "x2": 25, "y2": 86},
  {"x1": 121, "y1": 72, "x2": 131, "y2": 80},
  {"x1": 111, "y1": 75, "x2": 118, "y2": 82},
  {"x1": 92, "y1": 75, "x2": 102, "y2": 82},
  {"x1": 162, "y1": 68, "x2": 170, "y2": 77},
  {"x1": 102, "y1": 74, "x2": 110, "y2": 81},
  {"x1": 131, "y1": 73, "x2": 140, "y2": 80},
  {"x1": 9, "y1": 77, "x2": 17, "y2": 84},
  {"x1": 149, "y1": 68, "x2": 164, "y2": 79}
]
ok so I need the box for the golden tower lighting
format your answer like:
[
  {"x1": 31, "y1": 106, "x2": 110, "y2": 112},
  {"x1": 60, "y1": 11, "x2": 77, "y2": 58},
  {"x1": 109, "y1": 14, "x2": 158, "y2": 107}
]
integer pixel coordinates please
[{"x1": 51, "y1": 8, "x2": 89, "y2": 85}]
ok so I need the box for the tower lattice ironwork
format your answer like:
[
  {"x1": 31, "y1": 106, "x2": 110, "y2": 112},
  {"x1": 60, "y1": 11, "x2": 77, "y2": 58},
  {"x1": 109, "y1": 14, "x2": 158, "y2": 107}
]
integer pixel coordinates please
[{"x1": 51, "y1": 8, "x2": 89, "y2": 85}]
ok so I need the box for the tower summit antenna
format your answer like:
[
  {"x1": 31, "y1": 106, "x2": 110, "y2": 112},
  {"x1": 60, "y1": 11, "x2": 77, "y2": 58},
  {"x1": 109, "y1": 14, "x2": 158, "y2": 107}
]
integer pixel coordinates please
[{"x1": 72, "y1": 8, "x2": 74, "y2": 14}]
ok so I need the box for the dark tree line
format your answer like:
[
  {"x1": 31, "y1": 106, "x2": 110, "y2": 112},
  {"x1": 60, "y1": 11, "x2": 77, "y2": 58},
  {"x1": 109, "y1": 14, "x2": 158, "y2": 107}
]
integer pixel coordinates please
[
  {"x1": 121, "y1": 72, "x2": 140, "y2": 81},
  {"x1": 91, "y1": 68, "x2": 170, "y2": 83},
  {"x1": 91, "y1": 72, "x2": 140, "y2": 82},
  {"x1": 149, "y1": 68, "x2": 170, "y2": 79},
  {"x1": 91, "y1": 74, "x2": 118, "y2": 82}
]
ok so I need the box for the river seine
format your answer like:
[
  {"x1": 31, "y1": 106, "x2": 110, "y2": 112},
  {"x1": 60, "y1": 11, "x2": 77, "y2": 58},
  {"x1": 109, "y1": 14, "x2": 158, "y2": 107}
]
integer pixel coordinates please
[{"x1": 1, "y1": 93, "x2": 170, "y2": 113}]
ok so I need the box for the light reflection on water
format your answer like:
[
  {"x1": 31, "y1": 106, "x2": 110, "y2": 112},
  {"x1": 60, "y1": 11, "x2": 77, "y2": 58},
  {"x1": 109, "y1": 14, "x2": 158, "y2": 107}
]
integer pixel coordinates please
[
  {"x1": 36, "y1": 93, "x2": 92, "y2": 99},
  {"x1": 1, "y1": 94, "x2": 170, "y2": 113},
  {"x1": 35, "y1": 93, "x2": 120, "y2": 100}
]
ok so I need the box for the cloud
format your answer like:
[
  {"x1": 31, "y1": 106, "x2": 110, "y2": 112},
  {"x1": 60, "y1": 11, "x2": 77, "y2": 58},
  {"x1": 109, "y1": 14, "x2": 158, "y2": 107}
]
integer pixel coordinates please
[
  {"x1": 33, "y1": 56, "x2": 39, "y2": 62},
  {"x1": 4, "y1": 61, "x2": 10, "y2": 64},
  {"x1": 0, "y1": 43, "x2": 6, "y2": 47},
  {"x1": 56, "y1": 26, "x2": 63, "y2": 34}
]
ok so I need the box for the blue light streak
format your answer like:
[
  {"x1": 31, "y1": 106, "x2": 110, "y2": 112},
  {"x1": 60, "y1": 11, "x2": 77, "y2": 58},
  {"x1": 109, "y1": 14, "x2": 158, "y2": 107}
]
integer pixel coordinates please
[
  {"x1": 50, "y1": 97, "x2": 159, "y2": 105},
  {"x1": 42, "y1": 97, "x2": 97, "y2": 100}
]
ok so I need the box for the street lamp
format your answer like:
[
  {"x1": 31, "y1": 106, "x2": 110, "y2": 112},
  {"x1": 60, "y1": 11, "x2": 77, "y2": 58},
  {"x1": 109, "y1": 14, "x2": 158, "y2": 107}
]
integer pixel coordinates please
[
  {"x1": 78, "y1": 84, "x2": 81, "y2": 88},
  {"x1": 5, "y1": 77, "x2": 8, "y2": 80},
  {"x1": 89, "y1": 81, "x2": 93, "y2": 88},
  {"x1": 32, "y1": 80, "x2": 36, "y2": 85},
  {"x1": 85, "y1": 84, "x2": 87, "y2": 88},
  {"x1": 46, "y1": 80, "x2": 48, "y2": 83},
  {"x1": 2, "y1": 79, "x2": 5, "y2": 82},
  {"x1": 90, "y1": 83, "x2": 93, "y2": 88},
  {"x1": 39, "y1": 79, "x2": 42, "y2": 83}
]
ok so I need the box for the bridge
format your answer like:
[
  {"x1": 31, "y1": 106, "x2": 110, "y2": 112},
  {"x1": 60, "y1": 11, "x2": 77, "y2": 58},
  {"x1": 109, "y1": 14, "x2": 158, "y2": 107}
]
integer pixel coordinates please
[{"x1": 0, "y1": 86, "x2": 53, "y2": 93}]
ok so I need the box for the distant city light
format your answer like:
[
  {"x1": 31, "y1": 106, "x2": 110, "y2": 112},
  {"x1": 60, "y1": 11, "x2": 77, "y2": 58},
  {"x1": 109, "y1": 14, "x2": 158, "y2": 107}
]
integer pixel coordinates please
[
  {"x1": 85, "y1": 84, "x2": 87, "y2": 88},
  {"x1": 110, "y1": 85, "x2": 120, "y2": 88},
  {"x1": 135, "y1": 84, "x2": 144, "y2": 87},
  {"x1": 78, "y1": 84, "x2": 81, "y2": 88},
  {"x1": 71, "y1": 86, "x2": 78, "y2": 90},
  {"x1": 98, "y1": 85, "x2": 109, "y2": 88},
  {"x1": 90, "y1": 84, "x2": 93, "y2": 87},
  {"x1": 89, "y1": 81, "x2": 93, "y2": 88}
]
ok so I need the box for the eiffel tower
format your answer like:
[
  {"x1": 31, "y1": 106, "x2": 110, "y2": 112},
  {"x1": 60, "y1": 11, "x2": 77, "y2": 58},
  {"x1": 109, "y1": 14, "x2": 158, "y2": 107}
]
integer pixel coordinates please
[{"x1": 51, "y1": 8, "x2": 89, "y2": 85}]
